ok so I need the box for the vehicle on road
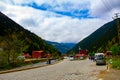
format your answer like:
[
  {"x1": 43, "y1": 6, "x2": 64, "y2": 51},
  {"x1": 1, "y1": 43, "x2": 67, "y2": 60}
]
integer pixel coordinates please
[
  {"x1": 95, "y1": 53, "x2": 106, "y2": 65},
  {"x1": 69, "y1": 56, "x2": 74, "y2": 61}
]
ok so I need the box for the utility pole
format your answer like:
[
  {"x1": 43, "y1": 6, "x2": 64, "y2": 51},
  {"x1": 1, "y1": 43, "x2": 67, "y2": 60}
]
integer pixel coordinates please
[{"x1": 113, "y1": 13, "x2": 120, "y2": 43}]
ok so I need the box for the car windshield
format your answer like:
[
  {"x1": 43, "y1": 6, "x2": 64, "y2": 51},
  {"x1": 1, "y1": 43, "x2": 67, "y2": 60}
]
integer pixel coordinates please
[{"x1": 97, "y1": 55, "x2": 104, "y2": 60}]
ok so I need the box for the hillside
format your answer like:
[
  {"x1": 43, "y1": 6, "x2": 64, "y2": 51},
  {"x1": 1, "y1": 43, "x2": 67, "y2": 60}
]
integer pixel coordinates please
[
  {"x1": 0, "y1": 12, "x2": 61, "y2": 57},
  {"x1": 68, "y1": 19, "x2": 120, "y2": 53},
  {"x1": 46, "y1": 41, "x2": 75, "y2": 54}
]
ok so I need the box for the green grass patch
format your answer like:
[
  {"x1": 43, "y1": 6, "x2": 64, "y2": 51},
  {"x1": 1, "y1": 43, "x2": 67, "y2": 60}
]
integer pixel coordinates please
[
  {"x1": 107, "y1": 57, "x2": 120, "y2": 69},
  {"x1": 112, "y1": 58, "x2": 120, "y2": 69}
]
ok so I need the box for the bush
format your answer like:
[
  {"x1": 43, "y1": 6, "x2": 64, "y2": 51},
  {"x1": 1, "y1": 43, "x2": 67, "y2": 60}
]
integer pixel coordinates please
[{"x1": 112, "y1": 58, "x2": 120, "y2": 69}]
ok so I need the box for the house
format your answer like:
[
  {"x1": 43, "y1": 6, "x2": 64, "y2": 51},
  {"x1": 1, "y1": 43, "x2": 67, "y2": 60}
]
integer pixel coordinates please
[
  {"x1": 75, "y1": 50, "x2": 88, "y2": 59},
  {"x1": 79, "y1": 50, "x2": 88, "y2": 55},
  {"x1": 32, "y1": 50, "x2": 45, "y2": 58},
  {"x1": 75, "y1": 53, "x2": 85, "y2": 59}
]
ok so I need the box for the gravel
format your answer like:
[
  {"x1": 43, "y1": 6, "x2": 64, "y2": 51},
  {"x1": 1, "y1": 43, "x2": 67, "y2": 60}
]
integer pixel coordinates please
[{"x1": 0, "y1": 58, "x2": 106, "y2": 80}]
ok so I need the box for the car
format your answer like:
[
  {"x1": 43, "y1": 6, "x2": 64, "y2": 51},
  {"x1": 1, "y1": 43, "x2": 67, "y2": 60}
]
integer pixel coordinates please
[{"x1": 69, "y1": 56, "x2": 74, "y2": 61}]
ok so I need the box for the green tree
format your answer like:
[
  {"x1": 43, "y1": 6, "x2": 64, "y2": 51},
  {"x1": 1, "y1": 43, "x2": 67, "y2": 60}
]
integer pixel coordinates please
[
  {"x1": 0, "y1": 33, "x2": 28, "y2": 67},
  {"x1": 110, "y1": 45, "x2": 119, "y2": 55},
  {"x1": 89, "y1": 52, "x2": 95, "y2": 56},
  {"x1": 0, "y1": 50, "x2": 8, "y2": 68},
  {"x1": 97, "y1": 47, "x2": 103, "y2": 53},
  {"x1": 69, "y1": 51, "x2": 76, "y2": 56}
]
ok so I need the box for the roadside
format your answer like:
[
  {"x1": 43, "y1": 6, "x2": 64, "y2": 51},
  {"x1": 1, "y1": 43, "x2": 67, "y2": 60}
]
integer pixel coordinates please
[
  {"x1": 0, "y1": 59, "x2": 62, "y2": 74},
  {"x1": 97, "y1": 56, "x2": 120, "y2": 80},
  {"x1": 0, "y1": 58, "x2": 106, "y2": 80},
  {"x1": 98, "y1": 69, "x2": 120, "y2": 80}
]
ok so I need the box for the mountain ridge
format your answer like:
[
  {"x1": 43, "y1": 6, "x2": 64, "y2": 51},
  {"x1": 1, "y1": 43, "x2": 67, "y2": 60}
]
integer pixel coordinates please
[
  {"x1": 46, "y1": 41, "x2": 76, "y2": 54},
  {"x1": 68, "y1": 19, "x2": 119, "y2": 53},
  {"x1": 0, "y1": 12, "x2": 61, "y2": 57}
]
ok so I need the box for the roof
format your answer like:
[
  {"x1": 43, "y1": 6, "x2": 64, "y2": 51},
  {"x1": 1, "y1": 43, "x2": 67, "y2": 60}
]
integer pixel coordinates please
[
  {"x1": 75, "y1": 53, "x2": 85, "y2": 57},
  {"x1": 95, "y1": 53, "x2": 104, "y2": 56},
  {"x1": 32, "y1": 50, "x2": 44, "y2": 53}
]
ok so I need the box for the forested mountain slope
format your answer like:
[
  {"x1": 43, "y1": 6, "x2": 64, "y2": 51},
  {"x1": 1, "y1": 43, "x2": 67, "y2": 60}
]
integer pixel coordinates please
[
  {"x1": 68, "y1": 19, "x2": 120, "y2": 53},
  {"x1": 0, "y1": 12, "x2": 61, "y2": 57}
]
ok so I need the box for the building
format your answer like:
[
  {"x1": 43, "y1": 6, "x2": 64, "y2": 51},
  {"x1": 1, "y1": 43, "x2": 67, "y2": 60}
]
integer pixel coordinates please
[
  {"x1": 32, "y1": 50, "x2": 45, "y2": 58},
  {"x1": 75, "y1": 50, "x2": 88, "y2": 59},
  {"x1": 75, "y1": 53, "x2": 85, "y2": 59}
]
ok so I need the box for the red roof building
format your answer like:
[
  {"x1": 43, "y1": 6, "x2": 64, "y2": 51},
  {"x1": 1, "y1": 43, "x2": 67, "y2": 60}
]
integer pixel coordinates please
[
  {"x1": 75, "y1": 50, "x2": 88, "y2": 59},
  {"x1": 32, "y1": 50, "x2": 45, "y2": 58},
  {"x1": 79, "y1": 50, "x2": 88, "y2": 55},
  {"x1": 75, "y1": 53, "x2": 85, "y2": 58}
]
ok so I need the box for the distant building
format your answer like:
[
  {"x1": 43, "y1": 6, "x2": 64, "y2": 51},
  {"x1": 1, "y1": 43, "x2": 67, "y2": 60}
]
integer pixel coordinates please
[
  {"x1": 75, "y1": 50, "x2": 88, "y2": 59},
  {"x1": 75, "y1": 53, "x2": 85, "y2": 59},
  {"x1": 32, "y1": 50, "x2": 46, "y2": 58}
]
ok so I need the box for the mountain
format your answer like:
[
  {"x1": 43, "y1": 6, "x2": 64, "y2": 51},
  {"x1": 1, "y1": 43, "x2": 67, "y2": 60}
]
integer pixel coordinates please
[
  {"x1": 68, "y1": 19, "x2": 120, "y2": 53},
  {"x1": 0, "y1": 12, "x2": 61, "y2": 57},
  {"x1": 46, "y1": 41, "x2": 76, "y2": 54},
  {"x1": 60, "y1": 43, "x2": 76, "y2": 50}
]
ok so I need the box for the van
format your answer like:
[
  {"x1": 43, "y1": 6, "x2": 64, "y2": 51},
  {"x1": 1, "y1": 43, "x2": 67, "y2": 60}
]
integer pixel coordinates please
[{"x1": 95, "y1": 53, "x2": 106, "y2": 65}]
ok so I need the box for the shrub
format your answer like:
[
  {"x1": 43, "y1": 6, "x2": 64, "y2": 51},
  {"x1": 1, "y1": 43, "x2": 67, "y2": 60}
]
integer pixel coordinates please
[{"x1": 112, "y1": 58, "x2": 120, "y2": 69}]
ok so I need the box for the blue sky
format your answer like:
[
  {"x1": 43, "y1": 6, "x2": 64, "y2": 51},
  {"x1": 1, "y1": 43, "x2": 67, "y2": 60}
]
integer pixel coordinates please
[
  {"x1": 0, "y1": 0, "x2": 120, "y2": 43},
  {"x1": 26, "y1": 2, "x2": 90, "y2": 19}
]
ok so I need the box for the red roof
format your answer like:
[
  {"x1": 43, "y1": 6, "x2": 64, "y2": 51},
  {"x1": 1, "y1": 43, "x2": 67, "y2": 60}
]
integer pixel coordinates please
[
  {"x1": 75, "y1": 53, "x2": 85, "y2": 57},
  {"x1": 32, "y1": 50, "x2": 44, "y2": 53}
]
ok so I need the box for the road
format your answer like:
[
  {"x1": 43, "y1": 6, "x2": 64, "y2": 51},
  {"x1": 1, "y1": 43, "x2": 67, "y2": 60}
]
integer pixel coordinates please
[{"x1": 0, "y1": 58, "x2": 106, "y2": 80}]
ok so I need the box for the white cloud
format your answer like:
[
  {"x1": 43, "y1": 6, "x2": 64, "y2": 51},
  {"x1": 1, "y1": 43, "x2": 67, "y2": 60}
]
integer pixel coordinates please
[
  {"x1": 0, "y1": 0, "x2": 119, "y2": 43},
  {"x1": 89, "y1": 0, "x2": 120, "y2": 20},
  {"x1": 0, "y1": 2, "x2": 7, "y2": 11},
  {"x1": 27, "y1": 17, "x2": 106, "y2": 43}
]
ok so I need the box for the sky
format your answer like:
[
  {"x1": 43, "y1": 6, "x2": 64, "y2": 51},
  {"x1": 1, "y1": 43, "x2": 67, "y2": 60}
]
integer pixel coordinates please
[{"x1": 0, "y1": 0, "x2": 120, "y2": 43}]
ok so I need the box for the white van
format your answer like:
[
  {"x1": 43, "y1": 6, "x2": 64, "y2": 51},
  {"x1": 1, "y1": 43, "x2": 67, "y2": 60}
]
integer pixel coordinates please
[{"x1": 95, "y1": 53, "x2": 106, "y2": 65}]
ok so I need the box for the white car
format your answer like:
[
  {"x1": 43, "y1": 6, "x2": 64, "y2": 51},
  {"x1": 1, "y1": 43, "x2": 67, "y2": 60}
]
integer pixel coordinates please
[{"x1": 69, "y1": 56, "x2": 74, "y2": 61}]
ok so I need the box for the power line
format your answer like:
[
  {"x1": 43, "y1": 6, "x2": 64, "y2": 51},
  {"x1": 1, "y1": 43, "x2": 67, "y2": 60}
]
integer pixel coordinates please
[
  {"x1": 101, "y1": 0, "x2": 111, "y2": 11},
  {"x1": 105, "y1": 0, "x2": 113, "y2": 9},
  {"x1": 101, "y1": 0, "x2": 114, "y2": 12}
]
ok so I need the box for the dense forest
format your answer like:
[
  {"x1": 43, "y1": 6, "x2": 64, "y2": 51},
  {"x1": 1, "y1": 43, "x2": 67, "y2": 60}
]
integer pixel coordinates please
[{"x1": 0, "y1": 12, "x2": 61, "y2": 68}]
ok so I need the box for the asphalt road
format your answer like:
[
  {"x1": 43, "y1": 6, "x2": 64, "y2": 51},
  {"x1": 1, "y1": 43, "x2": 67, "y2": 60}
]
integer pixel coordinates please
[{"x1": 0, "y1": 58, "x2": 106, "y2": 80}]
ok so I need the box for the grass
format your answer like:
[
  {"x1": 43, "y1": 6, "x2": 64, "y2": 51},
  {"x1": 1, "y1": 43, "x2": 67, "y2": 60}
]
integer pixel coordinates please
[
  {"x1": 107, "y1": 56, "x2": 120, "y2": 69},
  {"x1": 111, "y1": 58, "x2": 120, "y2": 69}
]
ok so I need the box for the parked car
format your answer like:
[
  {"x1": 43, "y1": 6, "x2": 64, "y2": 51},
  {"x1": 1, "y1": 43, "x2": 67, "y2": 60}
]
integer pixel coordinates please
[
  {"x1": 69, "y1": 56, "x2": 74, "y2": 61},
  {"x1": 95, "y1": 53, "x2": 106, "y2": 65}
]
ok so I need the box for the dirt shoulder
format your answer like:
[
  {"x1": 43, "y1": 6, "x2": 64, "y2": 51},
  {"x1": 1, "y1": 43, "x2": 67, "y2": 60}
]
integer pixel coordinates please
[{"x1": 98, "y1": 69, "x2": 120, "y2": 80}]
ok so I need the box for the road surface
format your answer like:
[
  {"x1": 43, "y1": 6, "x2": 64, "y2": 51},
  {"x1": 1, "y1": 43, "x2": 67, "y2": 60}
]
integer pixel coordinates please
[{"x1": 0, "y1": 58, "x2": 106, "y2": 80}]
